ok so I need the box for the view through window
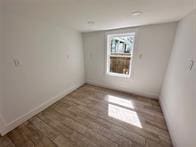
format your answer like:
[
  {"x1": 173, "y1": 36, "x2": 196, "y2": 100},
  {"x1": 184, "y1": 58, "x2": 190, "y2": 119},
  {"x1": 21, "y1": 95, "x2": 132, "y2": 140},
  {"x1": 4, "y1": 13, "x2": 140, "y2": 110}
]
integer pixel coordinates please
[{"x1": 106, "y1": 32, "x2": 135, "y2": 77}]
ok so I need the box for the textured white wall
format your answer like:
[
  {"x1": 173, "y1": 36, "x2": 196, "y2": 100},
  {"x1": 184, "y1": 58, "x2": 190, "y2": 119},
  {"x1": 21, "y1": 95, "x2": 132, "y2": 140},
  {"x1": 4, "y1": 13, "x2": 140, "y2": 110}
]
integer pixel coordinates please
[
  {"x1": 83, "y1": 23, "x2": 177, "y2": 98},
  {"x1": 0, "y1": 2, "x2": 85, "y2": 132},
  {"x1": 0, "y1": 0, "x2": 5, "y2": 132},
  {"x1": 160, "y1": 10, "x2": 196, "y2": 147}
]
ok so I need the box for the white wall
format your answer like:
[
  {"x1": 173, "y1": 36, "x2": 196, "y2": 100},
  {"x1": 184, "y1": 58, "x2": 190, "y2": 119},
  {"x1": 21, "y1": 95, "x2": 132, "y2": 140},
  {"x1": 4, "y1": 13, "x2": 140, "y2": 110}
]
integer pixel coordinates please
[
  {"x1": 83, "y1": 23, "x2": 177, "y2": 98},
  {"x1": 160, "y1": 10, "x2": 196, "y2": 147},
  {"x1": 0, "y1": 0, "x2": 3, "y2": 105},
  {"x1": 0, "y1": 2, "x2": 85, "y2": 134},
  {"x1": 0, "y1": 0, "x2": 5, "y2": 133}
]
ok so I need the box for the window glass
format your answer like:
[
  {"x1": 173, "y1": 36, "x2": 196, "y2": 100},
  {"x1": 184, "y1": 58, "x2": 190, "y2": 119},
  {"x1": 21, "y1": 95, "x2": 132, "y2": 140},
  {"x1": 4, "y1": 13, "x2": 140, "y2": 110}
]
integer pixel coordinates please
[{"x1": 106, "y1": 33, "x2": 135, "y2": 77}]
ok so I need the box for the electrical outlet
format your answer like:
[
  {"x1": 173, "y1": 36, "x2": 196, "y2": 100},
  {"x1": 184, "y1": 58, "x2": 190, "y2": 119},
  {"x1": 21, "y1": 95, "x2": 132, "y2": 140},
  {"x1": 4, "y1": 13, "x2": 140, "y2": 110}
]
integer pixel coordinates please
[
  {"x1": 188, "y1": 60, "x2": 194, "y2": 71},
  {"x1": 13, "y1": 59, "x2": 21, "y2": 67}
]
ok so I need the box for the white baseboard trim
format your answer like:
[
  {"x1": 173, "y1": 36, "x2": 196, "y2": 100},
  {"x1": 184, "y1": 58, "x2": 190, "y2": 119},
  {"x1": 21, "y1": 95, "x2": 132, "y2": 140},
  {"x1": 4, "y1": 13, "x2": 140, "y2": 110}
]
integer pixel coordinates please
[
  {"x1": 159, "y1": 97, "x2": 176, "y2": 147},
  {"x1": 0, "y1": 83, "x2": 84, "y2": 136},
  {"x1": 0, "y1": 114, "x2": 6, "y2": 135},
  {"x1": 86, "y1": 81, "x2": 159, "y2": 99}
]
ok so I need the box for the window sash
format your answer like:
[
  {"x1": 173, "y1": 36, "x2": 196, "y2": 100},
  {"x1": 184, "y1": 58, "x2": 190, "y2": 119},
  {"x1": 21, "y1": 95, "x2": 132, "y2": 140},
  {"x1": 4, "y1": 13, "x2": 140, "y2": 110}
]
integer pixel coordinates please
[{"x1": 106, "y1": 32, "x2": 135, "y2": 78}]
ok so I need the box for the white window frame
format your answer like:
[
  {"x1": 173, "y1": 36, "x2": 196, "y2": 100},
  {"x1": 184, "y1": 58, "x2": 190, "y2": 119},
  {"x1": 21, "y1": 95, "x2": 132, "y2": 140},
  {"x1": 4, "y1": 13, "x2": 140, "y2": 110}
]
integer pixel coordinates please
[{"x1": 105, "y1": 31, "x2": 136, "y2": 78}]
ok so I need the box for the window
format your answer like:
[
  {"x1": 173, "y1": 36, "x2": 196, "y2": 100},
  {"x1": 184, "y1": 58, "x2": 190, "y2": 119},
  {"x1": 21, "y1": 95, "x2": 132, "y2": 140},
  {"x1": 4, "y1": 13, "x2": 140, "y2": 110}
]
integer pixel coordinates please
[{"x1": 106, "y1": 32, "x2": 135, "y2": 78}]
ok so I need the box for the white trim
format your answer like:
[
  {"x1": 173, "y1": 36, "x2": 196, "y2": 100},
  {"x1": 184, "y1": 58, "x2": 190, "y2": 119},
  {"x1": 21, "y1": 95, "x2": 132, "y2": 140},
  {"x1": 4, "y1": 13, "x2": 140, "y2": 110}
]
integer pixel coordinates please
[
  {"x1": 110, "y1": 54, "x2": 132, "y2": 58},
  {"x1": 106, "y1": 72, "x2": 130, "y2": 78},
  {"x1": 0, "y1": 114, "x2": 6, "y2": 135},
  {"x1": 159, "y1": 97, "x2": 176, "y2": 147},
  {"x1": 105, "y1": 31, "x2": 136, "y2": 78},
  {"x1": 0, "y1": 83, "x2": 84, "y2": 136},
  {"x1": 86, "y1": 81, "x2": 159, "y2": 99}
]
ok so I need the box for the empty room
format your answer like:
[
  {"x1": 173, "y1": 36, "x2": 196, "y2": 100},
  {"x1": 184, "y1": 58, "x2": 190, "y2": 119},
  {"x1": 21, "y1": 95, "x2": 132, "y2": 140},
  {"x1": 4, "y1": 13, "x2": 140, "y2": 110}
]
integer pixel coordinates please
[{"x1": 0, "y1": 0, "x2": 195, "y2": 147}]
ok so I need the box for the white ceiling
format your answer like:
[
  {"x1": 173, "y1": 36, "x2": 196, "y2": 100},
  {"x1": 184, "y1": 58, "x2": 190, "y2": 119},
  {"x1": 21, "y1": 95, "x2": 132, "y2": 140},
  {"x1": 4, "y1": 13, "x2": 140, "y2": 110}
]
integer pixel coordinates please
[{"x1": 4, "y1": 0, "x2": 196, "y2": 32}]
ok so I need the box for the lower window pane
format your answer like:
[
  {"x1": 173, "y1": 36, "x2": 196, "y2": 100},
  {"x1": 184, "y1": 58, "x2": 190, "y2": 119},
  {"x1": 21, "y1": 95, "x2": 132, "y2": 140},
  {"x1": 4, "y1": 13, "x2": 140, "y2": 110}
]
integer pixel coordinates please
[{"x1": 110, "y1": 57, "x2": 131, "y2": 75}]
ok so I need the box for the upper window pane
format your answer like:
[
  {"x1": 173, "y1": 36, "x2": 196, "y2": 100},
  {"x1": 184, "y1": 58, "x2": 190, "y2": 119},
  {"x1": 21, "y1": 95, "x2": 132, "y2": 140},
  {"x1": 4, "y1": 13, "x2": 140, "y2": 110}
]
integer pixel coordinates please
[{"x1": 111, "y1": 35, "x2": 135, "y2": 54}]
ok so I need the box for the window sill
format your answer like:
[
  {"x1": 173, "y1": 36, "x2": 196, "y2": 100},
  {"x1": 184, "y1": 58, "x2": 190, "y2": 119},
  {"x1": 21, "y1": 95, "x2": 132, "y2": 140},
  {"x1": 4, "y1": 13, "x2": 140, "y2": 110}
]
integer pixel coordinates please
[{"x1": 106, "y1": 72, "x2": 131, "y2": 78}]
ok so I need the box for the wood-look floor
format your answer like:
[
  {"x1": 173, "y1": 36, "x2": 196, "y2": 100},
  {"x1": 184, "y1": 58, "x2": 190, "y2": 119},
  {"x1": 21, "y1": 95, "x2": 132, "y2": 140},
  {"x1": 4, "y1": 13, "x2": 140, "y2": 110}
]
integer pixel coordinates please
[{"x1": 0, "y1": 84, "x2": 172, "y2": 147}]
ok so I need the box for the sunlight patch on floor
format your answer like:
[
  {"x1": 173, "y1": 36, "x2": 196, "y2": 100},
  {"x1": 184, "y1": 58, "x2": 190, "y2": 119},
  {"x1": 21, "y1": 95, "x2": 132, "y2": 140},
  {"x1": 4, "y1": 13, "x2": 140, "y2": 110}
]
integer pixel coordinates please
[
  {"x1": 106, "y1": 95, "x2": 135, "y2": 109},
  {"x1": 108, "y1": 104, "x2": 142, "y2": 128},
  {"x1": 106, "y1": 95, "x2": 142, "y2": 128}
]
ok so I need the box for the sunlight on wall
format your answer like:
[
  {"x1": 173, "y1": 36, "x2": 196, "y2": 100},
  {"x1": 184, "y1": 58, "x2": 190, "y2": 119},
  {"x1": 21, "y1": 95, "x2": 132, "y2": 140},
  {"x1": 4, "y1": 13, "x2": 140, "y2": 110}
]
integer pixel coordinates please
[
  {"x1": 106, "y1": 95, "x2": 135, "y2": 109},
  {"x1": 108, "y1": 104, "x2": 142, "y2": 128}
]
